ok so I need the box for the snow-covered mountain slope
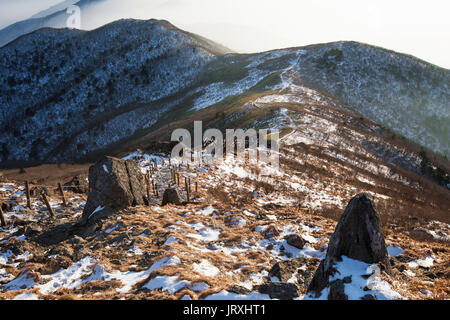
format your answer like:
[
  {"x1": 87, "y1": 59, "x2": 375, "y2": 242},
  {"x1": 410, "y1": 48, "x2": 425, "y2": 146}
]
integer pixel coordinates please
[
  {"x1": 181, "y1": 44, "x2": 449, "y2": 157},
  {"x1": 0, "y1": 49, "x2": 449, "y2": 299},
  {"x1": 290, "y1": 42, "x2": 450, "y2": 158},
  {"x1": 0, "y1": 119, "x2": 449, "y2": 299},
  {"x1": 0, "y1": 19, "x2": 448, "y2": 185},
  {"x1": 0, "y1": 19, "x2": 230, "y2": 167}
]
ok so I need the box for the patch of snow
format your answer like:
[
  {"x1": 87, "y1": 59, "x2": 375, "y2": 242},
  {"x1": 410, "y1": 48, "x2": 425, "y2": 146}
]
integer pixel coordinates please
[
  {"x1": 197, "y1": 206, "x2": 215, "y2": 216},
  {"x1": 4, "y1": 272, "x2": 36, "y2": 291},
  {"x1": 203, "y1": 290, "x2": 271, "y2": 300},
  {"x1": 188, "y1": 282, "x2": 210, "y2": 292},
  {"x1": 143, "y1": 274, "x2": 188, "y2": 294},
  {"x1": 301, "y1": 234, "x2": 320, "y2": 244},
  {"x1": 163, "y1": 236, "x2": 178, "y2": 246},
  {"x1": 185, "y1": 223, "x2": 221, "y2": 242},
  {"x1": 193, "y1": 260, "x2": 220, "y2": 277},
  {"x1": 0, "y1": 250, "x2": 13, "y2": 265},
  {"x1": 37, "y1": 256, "x2": 96, "y2": 294},
  {"x1": 407, "y1": 255, "x2": 434, "y2": 269},
  {"x1": 305, "y1": 256, "x2": 403, "y2": 300},
  {"x1": 254, "y1": 225, "x2": 268, "y2": 232},
  {"x1": 282, "y1": 242, "x2": 326, "y2": 259},
  {"x1": 0, "y1": 268, "x2": 14, "y2": 282},
  {"x1": 13, "y1": 292, "x2": 39, "y2": 300},
  {"x1": 128, "y1": 245, "x2": 143, "y2": 256},
  {"x1": 387, "y1": 245, "x2": 404, "y2": 257},
  {"x1": 84, "y1": 255, "x2": 181, "y2": 293},
  {"x1": 88, "y1": 206, "x2": 105, "y2": 220},
  {"x1": 229, "y1": 216, "x2": 247, "y2": 227},
  {"x1": 105, "y1": 224, "x2": 119, "y2": 234}
]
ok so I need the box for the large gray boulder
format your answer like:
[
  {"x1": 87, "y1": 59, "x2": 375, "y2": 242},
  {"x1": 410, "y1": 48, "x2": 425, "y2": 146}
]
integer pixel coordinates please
[
  {"x1": 307, "y1": 194, "x2": 392, "y2": 298},
  {"x1": 81, "y1": 156, "x2": 148, "y2": 223}
]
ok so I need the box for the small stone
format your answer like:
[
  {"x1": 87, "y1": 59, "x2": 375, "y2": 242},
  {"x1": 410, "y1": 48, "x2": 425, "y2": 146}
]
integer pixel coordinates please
[
  {"x1": 284, "y1": 234, "x2": 305, "y2": 249},
  {"x1": 397, "y1": 265, "x2": 406, "y2": 272},
  {"x1": 161, "y1": 188, "x2": 183, "y2": 206},
  {"x1": 343, "y1": 276, "x2": 352, "y2": 284},
  {"x1": 258, "y1": 282, "x2": 299, "y2": 300},
  {"x1": 269, "y1": 257, "x2": 313, "y2": 286},
  {"x1": 229, "y1": 285, "x2": 250, "y2": 295}
]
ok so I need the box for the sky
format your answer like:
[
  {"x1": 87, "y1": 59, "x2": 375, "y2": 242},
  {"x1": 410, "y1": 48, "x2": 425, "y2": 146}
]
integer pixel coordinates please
[
  {"x1": 0, "y1": 0, "x2": 449, "y2": 69},
  {"x1": 0, "y1": 0, "x2": 61, "y2": 28}
]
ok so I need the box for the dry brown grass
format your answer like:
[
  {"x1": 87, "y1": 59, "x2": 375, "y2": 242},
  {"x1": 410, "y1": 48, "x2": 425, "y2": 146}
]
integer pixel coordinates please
[
  {"x1": 0, "y1": 163, "x2": 91, "y2": 187},
  {"x1": 206, "y1": 184, "x2": 231, "y2": 204}
]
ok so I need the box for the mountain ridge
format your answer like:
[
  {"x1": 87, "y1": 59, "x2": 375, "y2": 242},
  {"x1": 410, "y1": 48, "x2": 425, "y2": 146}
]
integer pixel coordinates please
[{"x1": 0, "y1": 19, "x2": 448, "y2": 190}]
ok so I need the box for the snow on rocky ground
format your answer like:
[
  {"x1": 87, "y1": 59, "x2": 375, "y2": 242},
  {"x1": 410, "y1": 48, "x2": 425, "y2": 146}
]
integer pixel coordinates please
[
  {"x1": 0, "y1": 91, "x2": 448, "y2": 299},
  {"x1": 0, "y1": 140, "x2": 449, "y2": 299},
  {"x1": 304, "y1": 256, "x2": 403, "y2": 300}
]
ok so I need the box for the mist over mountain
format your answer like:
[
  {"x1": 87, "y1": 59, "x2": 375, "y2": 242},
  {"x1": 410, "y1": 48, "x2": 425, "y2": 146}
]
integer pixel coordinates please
[
  {"x1": 30, "y1": 1, "x2": 80, "y2": 19},
  {"x1": 2, "y1": 0, "x2": 450, "y2": 68}
]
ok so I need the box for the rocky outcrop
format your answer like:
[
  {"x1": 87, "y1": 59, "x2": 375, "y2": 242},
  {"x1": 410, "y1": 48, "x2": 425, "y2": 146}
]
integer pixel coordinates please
[
  {"x1": 81, "y1": 156, "x2": 148, "y2": 224},
  {"x1": 307, "y1": 194, "x2": 392, "y2": 297},
  {"x1": 269, "y1": 257, "x2": 317, "y2": 289},
  {"x1": 161, "y1": 188, "x2": 183, "y2": 206}
]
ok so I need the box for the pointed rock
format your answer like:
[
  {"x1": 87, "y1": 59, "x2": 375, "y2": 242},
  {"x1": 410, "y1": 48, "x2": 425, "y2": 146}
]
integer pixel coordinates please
[{"x1": 307, "y1": 194, "x2": 392, "y2": 296}]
